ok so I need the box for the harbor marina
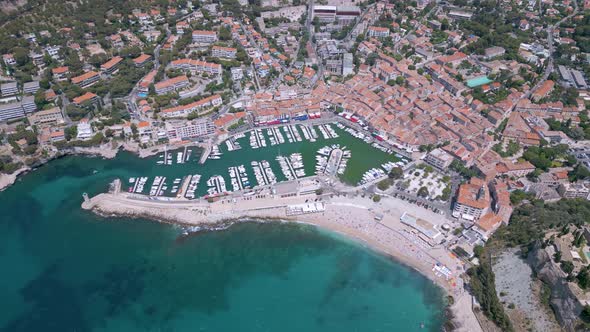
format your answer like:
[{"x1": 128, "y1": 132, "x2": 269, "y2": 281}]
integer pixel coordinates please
[{"x1": 124, "y1": 122, "x2": 400, "y2": 198}]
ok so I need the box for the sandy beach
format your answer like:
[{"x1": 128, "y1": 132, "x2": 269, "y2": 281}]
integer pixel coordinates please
[{"x1": 83, "y1": 190, "x2": 482, "y2": 331}]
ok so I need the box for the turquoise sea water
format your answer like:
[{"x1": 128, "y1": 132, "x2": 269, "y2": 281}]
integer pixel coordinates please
[{"x1": 0, "y1": 152, "x2": 446, "y2": 331}]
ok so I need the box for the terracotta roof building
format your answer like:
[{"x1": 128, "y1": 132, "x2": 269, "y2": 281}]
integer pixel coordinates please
[
  {"x1": 71, "y1": 71, "x2": 100, "y2": 87},
  {"x1": 453, "y1": 177, "x2": 490, "y2": 220},
  {"x1": 100, "y1": 56, "x2": 123, "y2": 74}
]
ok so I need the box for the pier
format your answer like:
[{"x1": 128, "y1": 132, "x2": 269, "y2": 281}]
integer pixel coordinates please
[
  {"x1": 326, "y1": 148, "x2": 343, "y2": 176},
  {"x1": 199, "y1": 144, "x2": 212, "y2": 164}
]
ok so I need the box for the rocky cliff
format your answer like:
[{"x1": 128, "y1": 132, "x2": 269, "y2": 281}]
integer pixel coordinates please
[{"x1": 528, "y1": 241, "x2": 582, "y2": 331}]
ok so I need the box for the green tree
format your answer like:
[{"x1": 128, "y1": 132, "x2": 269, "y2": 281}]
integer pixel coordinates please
[
  {"x1": 561, "y1": 261, "x2": 574, "y2": 274},
  {"x1": 219, "y1": 26, "x2": 231, "y2": 41},
  {"x1": 64, "y1": 126, "x2": 78, "y2": 141},
  {"x1": 377, "y1": 179, "x2": 391, "y2": 191},
  {"x1": 417, "y1": 186, "x2": 429, "y2": 197},
  {"x1": 388, "y1": 167, "x2": 404, "y2": 179}
]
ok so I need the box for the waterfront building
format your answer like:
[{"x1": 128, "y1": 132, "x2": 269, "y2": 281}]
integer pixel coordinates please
[
  {"x1": 165, "y1": 118, "x2": 215, "y2": 141},
  {"x1": 453, "y1": 177, "x2": 490, "y2": 221},
  {"x1": 214, "y1": 112, "x2": 246, "y2": 131},
  {"x1": 50, "y1": 130, "x2": 66, "y2": 142},
  {"x1": 76, "y1": 120, "x2": 94, "y2": 140},
  {"x1": 137, "y1": 121, "x2": 153, "y2": 143}
]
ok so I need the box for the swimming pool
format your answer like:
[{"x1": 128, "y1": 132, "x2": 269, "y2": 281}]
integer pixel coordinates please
[{"x1": 466, "y1": 76, "x2": 493, "y2": 88}]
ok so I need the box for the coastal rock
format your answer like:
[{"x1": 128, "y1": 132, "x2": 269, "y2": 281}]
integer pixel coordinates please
[{"x1": 528, "y1": 241, "x2": 582, "y2": 331}]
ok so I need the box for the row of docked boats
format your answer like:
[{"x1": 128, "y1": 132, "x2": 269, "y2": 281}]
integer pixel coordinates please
[
  {"x1": 157, "y1": 147, "x2": 194, "y2": 165},
  {"x1": 267, "y1": 127, "x2": 285, "y2": 146},
  {"x1": 206, "y1": 175, "x2": 227, "y2": 196},
  {"x1": 149, "y1": 176, "x2": 167, "y2": 196},
  {"x1": 317, "y1": 124, "x2": 339, "y2": 140},
  {"x1": 381, "y1": 161, "x2": 406, "y2": 172},
  {"x1": 249, "y1": 129, "x2": 267, "y2": 149},
  {"x1": 251, "y1": 160, "x2": 277, "y2": 186},
  {"x1": 276, "y1": 153, "x2": 305, "y2": 180},
  {"x1": 157, "y1": 152, "x2": 173, "y2": 165},
  {"x1": 128, "y1": 177, "x2": 149, "y2": 193},
  {"x1": 185, "y1": 174, "x2": 202, "y2": 199},
  {"x1": 226, "y1": 137, "x2": 242, "y2": 151},
  {"x1": 300, "y1": 125, "x2": 318, "y2": 142},
  {"x1": 282, "y1": 125, "x2": 302, "y2": 143},
  {"x1": 208, "y1": 145, "x2": 222, "y2": 160},
  {"x1": 359, "y1": 168, "x2": 386, "y2": 185},
  {"x1": 228, "y1": 165, "x2": 251, "y2": 191},
  {"x1": 342, "y1": 126, "x2": 373, "y2": 144}
]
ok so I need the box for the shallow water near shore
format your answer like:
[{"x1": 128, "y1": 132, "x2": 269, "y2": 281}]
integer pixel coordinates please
[{"x1": 0, "y1": 153, "x2": 445, "y2": 331}]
